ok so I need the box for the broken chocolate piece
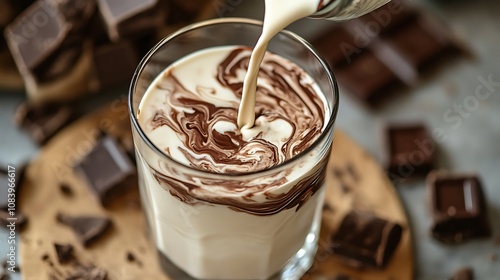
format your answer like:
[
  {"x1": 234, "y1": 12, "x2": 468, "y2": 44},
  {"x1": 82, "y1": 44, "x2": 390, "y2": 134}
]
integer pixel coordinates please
[
  {"x1": 75, "y1": 135, "x2": 136, "y2": 206},
  {"x1": 330, "y1": 212, "x2": 403, "y2": 269},
  {"x1": 386, "y1": 124, "x2": 435, "y2": 178},
  {"x1": 310, "y1": 2, "x2": 464, "y2": 107},
  {"x1": 336, "y1": 51, "x2": 402, "y2": 106},
  {"x1": 449, "y1": 267, "x2": 474, "y2": 280},
  {"x1": 14, "y1": 102, "x2": 75, "y2": 144},
  {"x1": 312, "y1": 26, "x2": 359, "y2": 67},
  {"x1": 91, "y1": 40, "x2": 139, "y2": 90},
  {"x1": 57, "y1": 213, "x2": 111, "y2": 247},
  {"x1": 428, "y1": 172, "x2": 491, "y2": 244},
  {"x1": 4, "y1": 0, "x2": 95, "y2": 82},
  {"x1": 54, "y1": 243, "x2": 74, "y2": 264},
  {"x1": 126, "y1": 251, "x2": 136, "y2": 262},
  {"x1": 59, "y1": 183, "x2": 73, "y2": 197},
  {"x1": 382, "y1": 17, "x2": 452, "y2": 73},
  {"x1": 96, "y1": 0, "x2": 162, "y2": 41}
]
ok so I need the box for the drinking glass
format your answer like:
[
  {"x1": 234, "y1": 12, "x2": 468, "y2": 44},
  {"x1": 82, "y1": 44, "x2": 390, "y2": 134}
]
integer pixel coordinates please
[{"x1": 129, "y1": 18, "x2": 339, "y2": 280}]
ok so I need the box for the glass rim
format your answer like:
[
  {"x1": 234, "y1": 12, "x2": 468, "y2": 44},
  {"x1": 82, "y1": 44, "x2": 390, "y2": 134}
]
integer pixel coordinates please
[{"x1": 128, "y1": 17, "x2": 340, "y2": 177}]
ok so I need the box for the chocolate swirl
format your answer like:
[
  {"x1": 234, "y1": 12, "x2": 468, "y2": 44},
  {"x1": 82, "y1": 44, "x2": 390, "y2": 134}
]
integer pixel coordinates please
[
  {"x1": 139, "y1": 47, "x2": 326, "y2": 173},
  {"x1": 151, "y1": 158, "x2": 328, "y2": 216}
]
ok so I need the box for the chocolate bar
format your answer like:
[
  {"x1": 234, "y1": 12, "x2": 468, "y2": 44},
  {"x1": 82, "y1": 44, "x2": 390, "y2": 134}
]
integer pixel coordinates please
[
  {"x1": 91, "y1": 40, "x2": 140, "y2": 91},
  {"x1": 386, "y1": 124, "x2": 435, "y2": 178},
  {"x1": 330, "y1": 212, "x2": 403, "y2": 269},
  {"x1": 312, "y1": 26, "x2": 359, "y2": 68},
  {"x1": 75, "y1": 135, "x2": 136, "y2": 206},
  {"x1": 4, "y1": 0, "x2": 95, "y2": 82},
  {"x1": 335, "y1": 51, "x2": 402, "y2": 106},
  {"x1": 382, "y1": 16, "x2": 453, "y2": 73},
  {"x1": 311, "y1": 1, "x2": 463, "y2": 107},
  {"x1": 14, "y1": 102, "x2": 75, "y2": 144},
  {"x1": 428, "y1": 172, "x2": 491, "y2": 244},
  {"x1": 4, "y1": 0, "x2": 96, "y2": 102},
  {"x1": 96, "y1": 0, "x2": 163, "y2": 42},
  {"x1": 57, "y1": 213, "x2": 111, "y2": 247}
]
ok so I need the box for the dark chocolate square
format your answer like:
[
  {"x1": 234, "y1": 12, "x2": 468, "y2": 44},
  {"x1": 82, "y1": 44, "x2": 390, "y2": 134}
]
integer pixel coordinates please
[
  {"x1": 330, "y1": 212, "x2": 403, "y2": 269},
  {"x1": 311, "y1": 26, "x2": 359, "y2": 68},
  {"x1": 14, "y1": 102, "x2": 75, "y2": 144},
  {"x1": 383, "y1": 18, "x2": 450, "y2": 72},
  {"x1": 57, "y1": 213, "x2": 111, "y2": 247},
  {"x1": 75, "y1": 135, "x2": 136, "y2": 206},
  {"x1": 4, "y1": 0, "x2": 94, "y2": 82},
  {"x1": 386, "y1": 124, "x2": 434, "y2": 177},
  {"x1": 428, "y1": 172, "x2": 491, "y2": 244},
  {"x1": 336, "y1": 51, "x2": 402, "y2": 106}
]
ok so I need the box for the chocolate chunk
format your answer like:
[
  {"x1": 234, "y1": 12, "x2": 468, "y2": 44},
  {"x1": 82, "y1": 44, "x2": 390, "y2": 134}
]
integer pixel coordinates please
[
  {"x1": 312, "y1": 26, "x2": 359, "y2": 67},
  {"x1": 14, "y1": 102, "x2": 75, "y2": 144},
  {"x1": 330, "y1": 212, "x2": 403, "y2": 269},
  {"x1": 126, "y1": 251, "x2": 143, "y2": 266},
  {"x1": 311, "y1": 2, "x2": 464, "y2": 107},
  {"x1": 96, "y1": 0, "x2": 163, "y2": 41},
  {"x1": 57, "y1": 213, "x2": 111, "y2": 247},
  {"x1": 4, "y1": 0, "x2": 95, "y2": 82},
  {"x1": 126, "y1": 251, "x2": 136, "y2": 262},
  {"x1": 75, "y1": 135, "x2": 136, "y2": 206},
  {"x1": 91, "y1": 40, "x2": 139, "y2": 90},
  {"x1": 382, "y1": 17, "x2": 452, "y2": 72},
  {"x1": 450, "y1": 267, "x2": 474, "y2": 280},
  {"x1": 59, "y1": 183, "x2": 73, "y2": 197},
  {"x1": 386, "y1": 124, "x2": 434, "y2": 178},
  {"x1": 41, "y1": 254, "x2": 50, "y2": 261},
  {"x1": 336, "y1": 51, "x2": 402, "y2": 106},
  {"x1": 0, "y1": 165, "x2": 26, "y2": 210},
  {"x1": 54, "y1": 243, "x2": 74, "y2": 264},
  {"x1": 428, "y1": 172, "x2": 491, "y2": 244}
]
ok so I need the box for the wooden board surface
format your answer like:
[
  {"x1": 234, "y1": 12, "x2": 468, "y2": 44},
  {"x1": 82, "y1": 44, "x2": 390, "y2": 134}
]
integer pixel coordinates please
[{"x1": 19, "y1": 105, "x2": 413, "y2": 280}]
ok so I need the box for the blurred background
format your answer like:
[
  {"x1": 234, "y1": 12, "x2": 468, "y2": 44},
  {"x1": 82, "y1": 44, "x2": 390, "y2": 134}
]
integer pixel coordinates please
[{"x1": 1, "y1": 0, "x2": 499, "y2": 279}]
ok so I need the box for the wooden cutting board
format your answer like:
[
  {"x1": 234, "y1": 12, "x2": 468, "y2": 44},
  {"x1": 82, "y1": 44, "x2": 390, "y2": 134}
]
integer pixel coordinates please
[{"x1": 19, "y1": 104, "x2": 413, "y2": 280}]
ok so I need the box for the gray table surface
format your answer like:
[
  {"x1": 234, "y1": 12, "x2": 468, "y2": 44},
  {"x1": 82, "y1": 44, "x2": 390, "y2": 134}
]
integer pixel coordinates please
[{"x1": 1, "y1": 0, "x2": 499, "y2": 279}]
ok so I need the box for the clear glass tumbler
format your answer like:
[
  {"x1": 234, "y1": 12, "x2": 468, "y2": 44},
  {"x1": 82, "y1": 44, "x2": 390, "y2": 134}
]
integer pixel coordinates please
[{"x1": 128, "y1": 18, "x2": 339, "y2": 280}]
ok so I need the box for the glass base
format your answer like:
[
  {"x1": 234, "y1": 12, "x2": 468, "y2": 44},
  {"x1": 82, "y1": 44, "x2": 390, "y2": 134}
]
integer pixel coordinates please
[{"x1": 157, "y1": 229, "x2": 319, "y2": 280}]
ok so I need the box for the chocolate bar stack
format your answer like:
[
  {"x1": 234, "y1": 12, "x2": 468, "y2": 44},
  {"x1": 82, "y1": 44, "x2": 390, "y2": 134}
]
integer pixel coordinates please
[
  {"x1": 1, "y1": 0, "x2": 215, "y2": 103},
  {"x1": 312, "y1": 0, "x2": 463, "y2": 107}
]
